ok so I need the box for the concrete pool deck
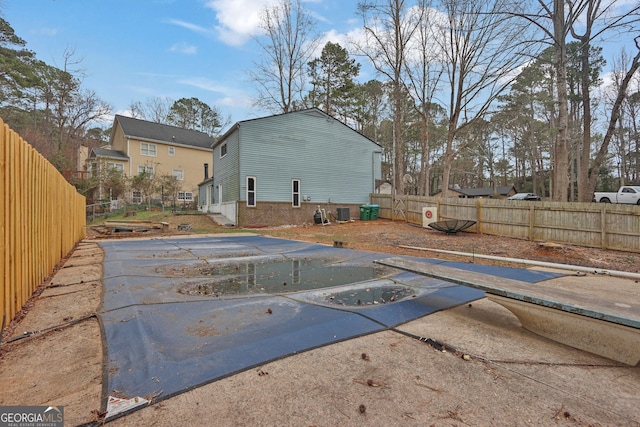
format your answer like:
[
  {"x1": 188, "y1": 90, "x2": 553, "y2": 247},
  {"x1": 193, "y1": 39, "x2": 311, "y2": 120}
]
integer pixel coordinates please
[{"x1": 0, "y1": 234, "x2": 639, "y2": 426}]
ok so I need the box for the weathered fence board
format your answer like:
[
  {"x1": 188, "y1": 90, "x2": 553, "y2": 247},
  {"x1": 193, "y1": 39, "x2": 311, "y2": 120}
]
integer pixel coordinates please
[{"x1": 370, "y1": 194, "x2": 640, "y2": 253}]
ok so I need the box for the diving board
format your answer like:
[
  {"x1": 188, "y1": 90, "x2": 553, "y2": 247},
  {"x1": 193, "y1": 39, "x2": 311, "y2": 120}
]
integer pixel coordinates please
[{"x1": 376, "y1": 257, "x2": 640, "y2": 366}]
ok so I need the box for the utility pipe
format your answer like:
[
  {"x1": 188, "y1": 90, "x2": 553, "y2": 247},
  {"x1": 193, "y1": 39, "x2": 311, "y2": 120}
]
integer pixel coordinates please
[{"x1": 398, "y1": 245, "x2": 640, "y2": 281}]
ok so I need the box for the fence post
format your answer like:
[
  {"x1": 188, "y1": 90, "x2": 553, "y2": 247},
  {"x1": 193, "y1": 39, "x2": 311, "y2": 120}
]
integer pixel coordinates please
[
  {"x1": 601, "y1": 204, "x2": 607, "y2": 249},
  {"x1": 529, "y1": 205, "x2": 535, "y2": 241},
  {"x1": 476, "y1": 197, "x2": 483, "y2": 234}
]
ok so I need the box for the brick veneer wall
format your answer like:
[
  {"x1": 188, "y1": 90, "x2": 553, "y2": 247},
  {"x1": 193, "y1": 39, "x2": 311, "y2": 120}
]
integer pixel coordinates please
[{"x1": 237, "y1": 202, "x2": 364, "y2": 227}]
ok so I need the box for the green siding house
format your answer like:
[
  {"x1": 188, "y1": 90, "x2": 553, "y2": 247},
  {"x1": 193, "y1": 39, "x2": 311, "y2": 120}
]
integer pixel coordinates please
[{"x1": 198, "y1": 108, "x2": 382, "y2": 227}]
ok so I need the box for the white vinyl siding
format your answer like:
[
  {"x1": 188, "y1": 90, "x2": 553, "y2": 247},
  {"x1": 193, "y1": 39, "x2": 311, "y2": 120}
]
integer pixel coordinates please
[{"x1": 238, "y1": 110, "x2": 380, "y2": 204}]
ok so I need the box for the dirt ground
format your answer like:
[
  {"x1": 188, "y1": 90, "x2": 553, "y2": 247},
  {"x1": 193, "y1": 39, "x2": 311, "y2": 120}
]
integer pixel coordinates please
[
  {"x1": 250, "y1": 219, "x2": 640, "y2": 274},
  {"x1": 1, "y1": 215, "x2": 639, "y2": 426},
  {"x1": 88, "y1": 213, "x2": 640, "y2": 273}
]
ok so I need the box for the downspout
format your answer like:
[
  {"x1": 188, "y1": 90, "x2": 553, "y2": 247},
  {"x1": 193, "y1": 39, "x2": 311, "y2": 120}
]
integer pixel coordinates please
[
  {"x1": 127, "y1": 137, "x2": 132, "y2": 177},
  {"x1": 127, "y1": 136, "x2": 132, "y2": 205}
]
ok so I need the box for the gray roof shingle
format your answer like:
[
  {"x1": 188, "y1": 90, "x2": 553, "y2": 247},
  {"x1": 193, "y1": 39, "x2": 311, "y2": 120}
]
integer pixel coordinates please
[
  {"x1": 114, "y1": 115, "x2": 214, "y2": 149},
  {"x1": 89, "y1": 147, "x2": 129, "y2": 160}
]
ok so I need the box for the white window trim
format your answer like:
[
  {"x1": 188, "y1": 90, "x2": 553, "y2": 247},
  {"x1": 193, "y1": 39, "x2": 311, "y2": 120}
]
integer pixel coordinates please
[
  {"x1": 172, "y1": 169, "x2": 184, "y2": 180},
  {"x1": 132, "y1": 190, "x2": 143, "y2": 204},
  {"x1": 168, "y1": 146, "x2": 175, "y2": 156},
  {"x1": 220, "y1": 143, "x2": 227, "y2": 159},
  {"x1": 137, "y1": 165, "x2": 154, "y2": 176},
  {"x1": 246, "y1": 176, "x2": 256, "y2": 207},
  {"x1": 177, "y1": 191, "x2": 194, "y2": 201},
  {"x1": 140, "y1": 142, "x2": 157, "y2": 157},
  {"x1": 107, "y1": 162, "x2": 124, "y2": 176}
]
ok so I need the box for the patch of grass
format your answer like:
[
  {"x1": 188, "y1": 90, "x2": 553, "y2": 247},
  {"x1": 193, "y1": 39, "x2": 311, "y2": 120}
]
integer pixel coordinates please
[{"x1": 90, "y1": 210, "x2": 170, "y2": 225}]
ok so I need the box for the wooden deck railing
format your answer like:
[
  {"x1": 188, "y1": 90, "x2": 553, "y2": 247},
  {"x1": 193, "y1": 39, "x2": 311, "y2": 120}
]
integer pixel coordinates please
[{"x1": 1, "y1": 118, "x2": 86, "y2": 330}]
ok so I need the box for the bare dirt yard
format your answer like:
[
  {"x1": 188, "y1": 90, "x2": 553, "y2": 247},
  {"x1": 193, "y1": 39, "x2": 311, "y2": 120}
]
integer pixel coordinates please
[
  {"x1": 88, "y1": 213, "x2": 640, "y2": 274},
  {"x1": 1, "y1": 214, "x2": 639, "y2": 426},
  {"x1": 253, "y1": 218, "x2": 640, "y2": 274}
]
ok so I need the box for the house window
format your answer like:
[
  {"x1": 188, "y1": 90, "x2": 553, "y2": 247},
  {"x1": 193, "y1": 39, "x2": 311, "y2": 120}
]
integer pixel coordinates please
[
  {"x1": 178, "y1": 191, "x2": 194, "y2": 201},
  {"x1": 107, "y1": 162, "x2": 124, "y2": 176},
  {"x1": 246, "y1": 176, "x2": 256, "y2": 207},
  {"x1": 220, "y1": 143, "x2": 227, "y2": 158},
  {"x1": 137, "y1": 165, "x2": 154, "y2": 176},
  {"x1": 292, "y1": 179, "x2": 301, "y2": 207},
  {"x1": 172, "y1": 169, "x2": 184, "y2": 180},
  {"x1": 141, "y1": 142, "x2": 157, "y2": 157},
  {"x1": 168, "y1": 146, "x2": 175, "y2": 156},
  {"x1": 132, "y1": 191, "x2": 142, "y2": 204}
]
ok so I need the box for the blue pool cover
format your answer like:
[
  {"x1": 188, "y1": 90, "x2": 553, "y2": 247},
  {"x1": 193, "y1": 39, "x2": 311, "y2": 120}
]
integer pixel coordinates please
[{"x1": 98, "y1": 235, "x2": 563, "y2": 408}]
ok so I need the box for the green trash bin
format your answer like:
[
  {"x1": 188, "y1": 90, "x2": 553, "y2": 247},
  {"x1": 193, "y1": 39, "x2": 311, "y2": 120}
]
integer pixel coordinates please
[
  {"x1": 369, "y1": 204, "x2": 379, "y2": 220},
  {"x1": 359, "y1": 205, "x2": 371, "y2": 221}
]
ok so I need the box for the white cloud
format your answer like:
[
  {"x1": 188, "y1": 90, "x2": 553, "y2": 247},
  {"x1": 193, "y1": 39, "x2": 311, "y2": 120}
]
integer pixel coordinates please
[
  {"x1": 169, "y1": 42, "x2": 198, "y2": 55},
  {"x1": 167, "y1": 19, "x2": 216, "y2": 37},
  {"x1": 179, "y1": 76, "x2": 254, "y2": 114},
  {"x1": 179, "y1": 77, "x2": 233, "y2": 93},
  {"x1": 179, "y1": 77, "x2": 251, "y2": 102},
  {"x1": 205, "y1": 0, "x2": 279, "y2": 46},
  {"x1": 217, "y1": 95, "x2": 254, "y2": 109}
]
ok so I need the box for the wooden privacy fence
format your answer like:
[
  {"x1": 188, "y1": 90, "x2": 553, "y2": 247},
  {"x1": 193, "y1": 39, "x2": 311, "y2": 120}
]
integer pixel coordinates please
[
  {"x1": 1, "y1": 118, "x2": 86, "y2": 329},
  {"x1": 371, "y1": 194, "x2": 640, "y2": 253}
]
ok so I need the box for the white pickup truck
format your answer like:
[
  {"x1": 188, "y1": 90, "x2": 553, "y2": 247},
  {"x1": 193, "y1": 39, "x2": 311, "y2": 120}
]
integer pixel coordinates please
[{"x1": 593, "y1": 186, "x2": 640, "y2": 204}]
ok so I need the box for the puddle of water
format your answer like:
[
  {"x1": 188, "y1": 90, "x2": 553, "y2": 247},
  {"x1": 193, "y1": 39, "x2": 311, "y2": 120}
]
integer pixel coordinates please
[
  {"x1": 327, "y1": 286, "x2": 415, "y2": 306},
  {"x1": 179, "y1": 258, "x2": 388, "y2": 296}
]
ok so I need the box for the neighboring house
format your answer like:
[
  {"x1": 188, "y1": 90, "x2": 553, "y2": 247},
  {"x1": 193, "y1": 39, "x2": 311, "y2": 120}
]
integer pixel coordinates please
[
  {"x1": 438, "y1": 185, "x2": 517, "y2": 198},
  {"x1": 86, "y1": 147, "x2": 129, "y2": 205},
  {"x1": 198, "y1": 108, "x2": 382, "y2": 227},
  {"x1": 91, "y1": 115, "x2": 214, "y2": 206}
]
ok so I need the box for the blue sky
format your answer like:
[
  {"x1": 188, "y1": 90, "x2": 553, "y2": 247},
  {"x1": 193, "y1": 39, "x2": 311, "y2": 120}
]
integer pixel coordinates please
[
  {"x1": 3, "y1": 0, "x2": 637, "y2": 129},
  {"x1": 4, "y1": 0, "x2": 368, "y2": 125}
]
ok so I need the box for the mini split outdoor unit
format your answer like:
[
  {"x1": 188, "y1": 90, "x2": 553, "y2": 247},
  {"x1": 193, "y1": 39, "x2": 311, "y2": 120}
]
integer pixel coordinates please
[{"x1": 422, "y1": 207, "x2": 438, "y2": 228}]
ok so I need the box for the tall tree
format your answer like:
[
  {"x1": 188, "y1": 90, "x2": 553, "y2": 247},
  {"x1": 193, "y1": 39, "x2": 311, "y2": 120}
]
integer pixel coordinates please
[
  {"x1": 166, "y1": 97, "x2": 226, "y2": 137},
  {"x1": 307, "y1": 41, "x2": 360, "y2": 118},
  {"x1": 590, "y1": 41, "x2": 640, "y2": 193},
  {"x1": 435, "y1": 0, "x2": 531, "y2": 197},
  {"x1": 496, "y1": 50, "x2": 556, "y2": 196},
  {"x1": 357, "y1": 0, "x2": 423, "y2": 195},
  {"x1": 39, "y1": 48, "x2": 111, "y2": 171},
  {"x1": 568, "y1": 0, "x2": 640, "y2": 200},
  {"x1": 251, "y1": 0, "x2": 319, "y2": 114},
  {"x1": 403, "y1": 0, "x2": 442, "y2": 195},
  {"x1": 0, "y1": 17, "x2": 39, "y2": 106},
  {"x1": 128, "y1": 96, "x2": 173, "y2": 123},
  {"x1": 351, "y1": 79, "x2": 387, "y2": 140}
]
